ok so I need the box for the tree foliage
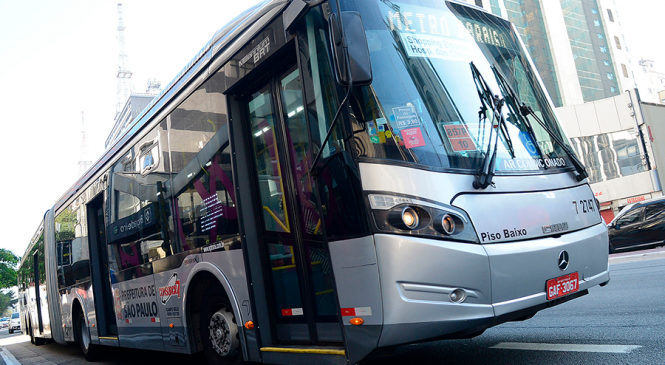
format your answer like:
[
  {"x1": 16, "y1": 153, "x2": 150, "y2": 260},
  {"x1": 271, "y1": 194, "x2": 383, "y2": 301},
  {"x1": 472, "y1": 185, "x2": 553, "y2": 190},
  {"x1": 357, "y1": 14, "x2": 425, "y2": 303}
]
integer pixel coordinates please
[
  {"x1": 0, "y1": 248, "x2": 20, "y2": 289},
  {"x1": 0, "y1": 290, "x2": 17, "y2": 315}
]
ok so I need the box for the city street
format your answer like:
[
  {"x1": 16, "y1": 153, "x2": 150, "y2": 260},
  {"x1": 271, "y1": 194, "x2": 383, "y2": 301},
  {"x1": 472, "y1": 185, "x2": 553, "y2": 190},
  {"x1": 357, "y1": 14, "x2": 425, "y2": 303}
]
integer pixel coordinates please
[{"x1": 1, "y1": 248, "x2": 663, "y2": 365}]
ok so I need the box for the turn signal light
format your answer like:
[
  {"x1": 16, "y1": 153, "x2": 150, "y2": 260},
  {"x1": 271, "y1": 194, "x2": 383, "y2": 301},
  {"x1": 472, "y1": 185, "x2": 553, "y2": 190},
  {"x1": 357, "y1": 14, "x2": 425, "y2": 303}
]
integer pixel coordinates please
[
  {"x1": 245, "y1": 321, "x2": 255, "y2": 330},
  {"x1": 169, "y1": 323, "x2": 174, "y2": 328},
  {"x1": 349, "y1": 318, "x2": 364, "y2": 326}
]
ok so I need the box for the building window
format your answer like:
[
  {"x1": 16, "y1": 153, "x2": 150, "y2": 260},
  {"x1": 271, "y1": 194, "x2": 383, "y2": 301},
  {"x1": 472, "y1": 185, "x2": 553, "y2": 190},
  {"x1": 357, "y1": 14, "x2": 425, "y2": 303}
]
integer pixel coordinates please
[
  {"x1": 607, "y1": 9, "x2": 615, "y2": 22},
  {"x1": 615, "y1": 36, "x2": 622, "y2": 49},
  {"x1": 597, "y1": 33, "x2": 604, "y2": 39},
  {"x1": 604, "y1": 60, "x2": 610, "y2": 66},
  {"x1": 475, "y1": 0, "x2": 483, "y2": 6},
  {"x1": 607, "y1": 73, "x2": 614, "y2": 80},
  {"x1": 594, "y1": 20, "x2": 601, "y2": 27},
  {"x1": 611, "y1": 87, "x2": 616, "y2": 93},
  {"x1": 591, "y1": 8, "x2": 598, "y2": 14},
  {"x1": 622, "y1": 64, "x2": 629, "y2": 78},
  {"x1": 600, "y1": 46, "x2": 607, "y2": 53}
]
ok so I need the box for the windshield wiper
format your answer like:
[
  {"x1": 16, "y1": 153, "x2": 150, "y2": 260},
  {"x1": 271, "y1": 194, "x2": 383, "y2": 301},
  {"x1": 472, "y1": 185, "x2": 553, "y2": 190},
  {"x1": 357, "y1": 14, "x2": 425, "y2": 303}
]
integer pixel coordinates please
[
  {"x1": 491, "y1": 67, "x2": 589, "y2": 182},
  {"x1": 490, "y1": 66, "x2": 547, "y2": 169},
  {"x1": 470, "y1": 62, "x2": 514, "y2": 190}
]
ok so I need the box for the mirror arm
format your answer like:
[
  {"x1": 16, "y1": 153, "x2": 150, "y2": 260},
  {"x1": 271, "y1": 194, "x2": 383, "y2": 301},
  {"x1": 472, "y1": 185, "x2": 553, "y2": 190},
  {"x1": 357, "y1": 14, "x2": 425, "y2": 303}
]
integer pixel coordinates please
[{"x1": 284, "y1": 0, "x2": 326, "y2": 32}]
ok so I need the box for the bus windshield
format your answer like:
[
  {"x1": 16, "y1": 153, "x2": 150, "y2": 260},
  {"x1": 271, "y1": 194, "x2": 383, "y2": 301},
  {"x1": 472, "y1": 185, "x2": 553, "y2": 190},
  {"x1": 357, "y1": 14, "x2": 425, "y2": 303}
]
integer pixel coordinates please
[{"x1": 342, "y1": 0, "x2": 573, "y2": 173}]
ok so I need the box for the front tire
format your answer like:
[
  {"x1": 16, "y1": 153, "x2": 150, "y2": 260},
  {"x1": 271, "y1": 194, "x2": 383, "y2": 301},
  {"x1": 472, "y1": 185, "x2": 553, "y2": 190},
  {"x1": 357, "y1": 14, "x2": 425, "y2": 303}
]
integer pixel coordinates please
[
  {"x1": 200, "y1": 294, "x2": 242, "y2": 365},
  {"x1": 76, "y1": 311, "x2": 99, "y2": 361}
]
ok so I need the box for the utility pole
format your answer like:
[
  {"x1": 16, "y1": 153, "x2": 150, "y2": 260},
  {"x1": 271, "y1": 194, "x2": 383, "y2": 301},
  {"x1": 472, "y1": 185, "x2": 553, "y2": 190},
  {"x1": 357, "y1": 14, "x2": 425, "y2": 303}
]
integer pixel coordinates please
[
  {"x1": 115, "y1": 3, "x2": 133, "y2": 119},
  {"x1": 78, "y1": 111, "x2": 92, "y2": 176}
]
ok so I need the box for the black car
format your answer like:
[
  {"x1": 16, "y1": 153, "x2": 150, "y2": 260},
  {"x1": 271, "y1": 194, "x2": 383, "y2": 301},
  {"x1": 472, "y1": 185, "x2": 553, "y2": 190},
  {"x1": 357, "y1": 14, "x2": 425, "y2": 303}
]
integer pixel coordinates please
[{"x1": 608, "y1": 198, "x2": 665, "y2": 253}]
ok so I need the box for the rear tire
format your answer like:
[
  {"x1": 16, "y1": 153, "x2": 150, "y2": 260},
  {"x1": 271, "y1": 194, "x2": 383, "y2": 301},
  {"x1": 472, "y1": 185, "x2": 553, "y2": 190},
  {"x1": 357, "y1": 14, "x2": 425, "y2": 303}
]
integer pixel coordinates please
[
  {"x1": 76, "y1": 311, "x2": 99, "y2": 361},
  {"x1": 9, "y1": 328, "x2": 13, "y2": 334},
  {"x1": 200, "y1": 293, "x2": 242, "y2": 365},
  {"x1": 609, "y1": 243, "x2": 616, "y2": 254}
]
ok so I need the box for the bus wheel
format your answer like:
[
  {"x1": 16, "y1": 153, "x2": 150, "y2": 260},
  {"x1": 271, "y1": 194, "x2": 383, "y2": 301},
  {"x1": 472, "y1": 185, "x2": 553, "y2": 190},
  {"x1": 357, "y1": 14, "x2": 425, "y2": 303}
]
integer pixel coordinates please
[
  {"x1": 200, "y1": 294, "x2": 242, "y2": 365},
  {"x1": 77, "y1": 311, "x2": 99, "y2": 361}
]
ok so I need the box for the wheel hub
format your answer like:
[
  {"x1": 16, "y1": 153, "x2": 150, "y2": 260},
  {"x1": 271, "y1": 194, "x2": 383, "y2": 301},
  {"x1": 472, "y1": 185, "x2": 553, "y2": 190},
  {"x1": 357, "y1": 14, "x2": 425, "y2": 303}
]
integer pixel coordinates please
[{"x1": 209, "y1": 311, "x2": 233, "y2": 356}]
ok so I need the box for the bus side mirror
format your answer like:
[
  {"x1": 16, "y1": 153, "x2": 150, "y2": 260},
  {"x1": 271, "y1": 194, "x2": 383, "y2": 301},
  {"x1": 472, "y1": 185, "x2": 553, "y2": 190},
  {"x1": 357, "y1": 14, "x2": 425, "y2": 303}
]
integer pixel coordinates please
[{"x1": 329, "y1": 11, "x2": 373, "y2": 86}]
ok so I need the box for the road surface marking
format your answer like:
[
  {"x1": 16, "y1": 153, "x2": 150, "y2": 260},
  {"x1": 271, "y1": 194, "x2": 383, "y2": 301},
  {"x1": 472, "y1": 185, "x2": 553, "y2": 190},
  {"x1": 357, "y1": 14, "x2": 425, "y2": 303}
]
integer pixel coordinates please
[
  {"x1": 491, "y1": 342, "x2": 641, "y2": 353},
  {"x1": 1, "y1": 347, "x2": 20, "y2": 365}
]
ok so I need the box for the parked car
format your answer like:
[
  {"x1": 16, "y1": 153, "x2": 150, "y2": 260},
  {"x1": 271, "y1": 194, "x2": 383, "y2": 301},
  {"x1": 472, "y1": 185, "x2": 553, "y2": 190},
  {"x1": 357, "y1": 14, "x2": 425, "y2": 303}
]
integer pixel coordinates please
[
  {"x1": 8, "y1": 312, "x2": 20, "y2": 334},
  {"x1": 0, "y1": 317, "x2": 8, "y2": 329},
  {"x1": 608, "y1": 197, "x2": 665, "y2": 253}
]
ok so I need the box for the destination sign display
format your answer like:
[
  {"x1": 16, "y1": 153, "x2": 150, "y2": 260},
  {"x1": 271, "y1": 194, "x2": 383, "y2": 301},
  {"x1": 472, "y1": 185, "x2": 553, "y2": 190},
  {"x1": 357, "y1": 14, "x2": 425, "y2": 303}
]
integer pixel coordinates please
[{"x1": 382, "y1": 2, "x2": 518, "y2": 62}]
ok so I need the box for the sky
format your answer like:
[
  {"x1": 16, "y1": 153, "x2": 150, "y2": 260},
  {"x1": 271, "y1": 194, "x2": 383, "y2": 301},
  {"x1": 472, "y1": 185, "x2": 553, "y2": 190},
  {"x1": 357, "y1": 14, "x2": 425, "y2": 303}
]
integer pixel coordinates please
[
  {"x1": 0, "y1": 0, "x2": 662, "y2": 259},
  {"x1": 614, "y1": 0, "x2": 665, "y2": 79}
]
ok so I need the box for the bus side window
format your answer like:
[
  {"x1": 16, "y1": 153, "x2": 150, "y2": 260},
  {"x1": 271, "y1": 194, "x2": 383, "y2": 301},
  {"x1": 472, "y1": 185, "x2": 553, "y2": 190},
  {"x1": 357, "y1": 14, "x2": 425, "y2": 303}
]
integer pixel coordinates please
[
  {"x1": 171, "y1": 142, "x2": 240, "y2": 252},
  {"x1": 136, "y1": 120, "x2": 176, "y2": 261},
  {"x1": 55, "y1": 204, "x2": 89, "y2": 288},
  {"x1": 168, "y1": 76, "x2": 239, "y2": 252},
  {"x1": 107, "y1": 147, "x2": 146, "y2": 277}
]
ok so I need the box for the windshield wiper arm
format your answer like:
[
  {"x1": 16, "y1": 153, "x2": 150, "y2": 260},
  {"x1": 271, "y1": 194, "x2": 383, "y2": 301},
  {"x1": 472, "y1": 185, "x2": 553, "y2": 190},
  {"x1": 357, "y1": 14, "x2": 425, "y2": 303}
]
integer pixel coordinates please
[
  {"x1": 470, "y1": 62, "x2": 514, "y2": 190},
  {"x1": 491, "y1": 67, "x2": 589, "y2": 182},
  {"x1": 490, "y1": 66, "x2": 548, "y2": 169}
]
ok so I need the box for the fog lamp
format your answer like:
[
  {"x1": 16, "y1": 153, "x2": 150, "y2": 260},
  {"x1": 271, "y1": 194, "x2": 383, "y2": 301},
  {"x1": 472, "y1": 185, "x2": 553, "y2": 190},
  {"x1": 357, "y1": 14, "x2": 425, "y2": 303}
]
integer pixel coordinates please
[{"x1": 450, "y1": 288, "x2": 466, "y2": 303}]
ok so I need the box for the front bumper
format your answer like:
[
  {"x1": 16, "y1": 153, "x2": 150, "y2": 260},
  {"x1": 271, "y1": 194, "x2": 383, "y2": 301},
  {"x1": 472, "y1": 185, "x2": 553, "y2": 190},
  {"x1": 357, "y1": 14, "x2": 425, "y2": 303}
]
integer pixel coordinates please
[{"x1": 373, "y1": 223, "x2": 609, "y2": 347}]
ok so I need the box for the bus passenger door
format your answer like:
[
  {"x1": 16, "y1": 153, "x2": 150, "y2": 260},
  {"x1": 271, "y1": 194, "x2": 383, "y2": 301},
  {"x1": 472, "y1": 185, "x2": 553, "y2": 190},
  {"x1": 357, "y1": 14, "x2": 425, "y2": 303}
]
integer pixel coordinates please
[
  {"x1": 87, "y1": 195, "x2": 118, "y2": 338},
  {"x1": 240, "y1": 63, "x2": 343, "y2": 345}
]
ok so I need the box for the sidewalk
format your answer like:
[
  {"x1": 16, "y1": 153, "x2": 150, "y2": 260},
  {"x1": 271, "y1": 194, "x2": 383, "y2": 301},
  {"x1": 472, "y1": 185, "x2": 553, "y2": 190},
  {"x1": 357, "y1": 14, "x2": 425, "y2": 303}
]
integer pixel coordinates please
[
  {"x1": 0, "y1": 335, "x2": 62, "y2": 365},
  {"x1": 609, "y1": 247, "x2": 665, "y2": 265}
]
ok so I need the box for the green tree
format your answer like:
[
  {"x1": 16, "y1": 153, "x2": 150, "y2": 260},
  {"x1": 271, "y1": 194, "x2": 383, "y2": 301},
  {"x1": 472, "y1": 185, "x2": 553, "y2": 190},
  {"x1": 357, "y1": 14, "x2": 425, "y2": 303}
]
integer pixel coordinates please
[
  {"x1": 0, "y1": 290, "x2": 17, "y2": 316},
  {"x1": 0, "y1": 248, "x2": 20, "y2": 289}
]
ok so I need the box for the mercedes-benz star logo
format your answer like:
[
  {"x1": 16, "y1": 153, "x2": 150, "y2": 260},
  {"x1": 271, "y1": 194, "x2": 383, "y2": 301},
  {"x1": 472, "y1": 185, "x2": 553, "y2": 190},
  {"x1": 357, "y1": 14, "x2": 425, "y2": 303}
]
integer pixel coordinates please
[{"x1": 558, "y1": 250, "x2": 570, "y2": 271}]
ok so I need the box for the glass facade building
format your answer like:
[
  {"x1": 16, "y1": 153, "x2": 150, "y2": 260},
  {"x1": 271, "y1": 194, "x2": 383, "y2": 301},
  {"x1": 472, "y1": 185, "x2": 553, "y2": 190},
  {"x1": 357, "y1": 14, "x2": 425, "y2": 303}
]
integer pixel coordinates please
[
  {"x1": 504, "y1": 0, "x2": 564, "y2": 107},
  {"x1": 570, "y1": 131, "x2": 643, "y2": 184},
  {"x1": 560, "y1": 0, "x2": 619, "y2": 102}
]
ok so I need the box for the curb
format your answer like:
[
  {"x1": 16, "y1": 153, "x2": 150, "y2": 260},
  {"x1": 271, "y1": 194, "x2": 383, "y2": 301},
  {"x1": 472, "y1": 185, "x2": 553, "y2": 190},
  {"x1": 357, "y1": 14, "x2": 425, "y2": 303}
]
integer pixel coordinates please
[
  {"x1": 609, "y1": 250, "x2": 665, "y2": 264},
  {"x1": 0, "y1": 347, "x2": 20, "y2": 365}
]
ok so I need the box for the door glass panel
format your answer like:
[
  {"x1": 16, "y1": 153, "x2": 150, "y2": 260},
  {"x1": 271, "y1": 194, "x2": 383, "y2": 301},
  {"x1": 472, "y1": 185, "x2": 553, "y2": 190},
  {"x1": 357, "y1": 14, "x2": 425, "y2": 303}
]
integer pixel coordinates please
[
  {"x1": 250, "y1": 85, "x2": 291, "y2": 234},
  {"x1": 279, "y1": 69, "x2": 338, "y2": 323},
  {"x1": 248, "y1": 85, "x2": 305, "y2": 330}
]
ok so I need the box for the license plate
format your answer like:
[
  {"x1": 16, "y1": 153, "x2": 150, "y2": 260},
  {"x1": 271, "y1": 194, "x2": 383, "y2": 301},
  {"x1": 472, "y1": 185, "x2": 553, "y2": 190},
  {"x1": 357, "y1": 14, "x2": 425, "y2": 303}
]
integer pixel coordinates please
[{"x1": 546, "y1": 272, "x2": 579, "y2": 300}]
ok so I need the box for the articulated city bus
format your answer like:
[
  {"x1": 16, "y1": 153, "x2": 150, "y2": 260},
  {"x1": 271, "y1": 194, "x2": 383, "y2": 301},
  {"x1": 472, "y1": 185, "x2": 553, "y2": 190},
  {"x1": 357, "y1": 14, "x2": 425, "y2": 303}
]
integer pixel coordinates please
[{"x1": 17, "y1": 0, "x2": 610, "y2": 364}]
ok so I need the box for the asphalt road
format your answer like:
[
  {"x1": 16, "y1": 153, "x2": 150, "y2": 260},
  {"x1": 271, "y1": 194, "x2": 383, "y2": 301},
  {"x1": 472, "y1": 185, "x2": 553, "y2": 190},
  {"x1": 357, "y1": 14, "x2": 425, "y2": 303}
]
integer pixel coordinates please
[{"x1": 1, "y1": 248, "x2": 663, "y2": 365}]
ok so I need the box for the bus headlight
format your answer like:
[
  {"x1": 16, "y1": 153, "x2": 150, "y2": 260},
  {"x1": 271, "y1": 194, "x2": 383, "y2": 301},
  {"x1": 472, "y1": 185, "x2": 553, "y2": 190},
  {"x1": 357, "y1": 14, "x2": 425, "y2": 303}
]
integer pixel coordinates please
[
  {"x1": 401, "y1": 207, "x2": 419, "y2": 229},
  {"x1": 434, "y1": 214, "x2": 461, "y2": 235},
  {"x1": 368, "y1": 193, "x2": 478, "y2": 243},
  {"x1": 387, "y1": 206, "x2": 427, "y2": 230}
]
